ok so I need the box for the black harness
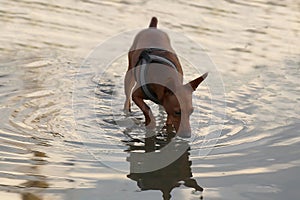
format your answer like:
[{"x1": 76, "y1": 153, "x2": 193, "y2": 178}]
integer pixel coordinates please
[{"x1": 135, "y1": 48, "x2": 178, "y2": 105}]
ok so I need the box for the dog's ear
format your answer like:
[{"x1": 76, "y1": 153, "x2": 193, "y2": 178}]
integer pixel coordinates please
[
  {"x1": 164, "y1": 78, "x2": 176, "y2": 95},
  {"x1": 186, "y1": 72, "x2": 208, "y2": 91}
]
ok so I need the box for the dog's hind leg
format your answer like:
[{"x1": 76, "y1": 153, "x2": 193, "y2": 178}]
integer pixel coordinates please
[{"x1": 124, "y1": 69, "x2": 135, "y2": 113}]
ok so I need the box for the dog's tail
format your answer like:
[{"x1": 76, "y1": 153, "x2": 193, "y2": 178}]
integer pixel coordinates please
[{"x1": 149, "y1": 17, "x2": 158, "y2": 28}]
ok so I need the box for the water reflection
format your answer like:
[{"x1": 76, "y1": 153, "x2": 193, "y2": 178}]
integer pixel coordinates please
[
  {"x1": 125, "y1": 131, "x2": 203, "y2": 200},
  {"x1": 20, "y1": 151, "x2": 49, "y2": 200},
  {"x1": 1, "y1": 0, "x2": 299, "y2": 199}
]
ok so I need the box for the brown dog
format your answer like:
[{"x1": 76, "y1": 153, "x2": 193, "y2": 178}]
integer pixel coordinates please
[{"x1": 124, "y1": 17, "x2": 207, "y2": 138}]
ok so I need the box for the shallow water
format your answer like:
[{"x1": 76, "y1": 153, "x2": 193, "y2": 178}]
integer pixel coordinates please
[{"x1": 0, "y1": 0, "x2": 300, "y2": 199}]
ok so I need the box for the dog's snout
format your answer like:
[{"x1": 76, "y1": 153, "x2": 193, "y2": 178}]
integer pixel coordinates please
[
  {"x1": 173, "y1": 118, "x2": 192, "y2": 138},
  {"x1": 177, "y1": 130, "x2": 191, "y2": 138},
  {"x1": 177, "y1": 125, "x2": 192, "y2": 138}
]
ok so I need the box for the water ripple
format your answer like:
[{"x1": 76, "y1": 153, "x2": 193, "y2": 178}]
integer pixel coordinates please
[{"x1": 0, "y1": 0, "x2": 299, "y2": 199}]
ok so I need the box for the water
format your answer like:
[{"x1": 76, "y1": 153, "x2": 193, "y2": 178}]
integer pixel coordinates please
[{"x1": 0, "y1": 0, "x2": 300, "y2": 199}]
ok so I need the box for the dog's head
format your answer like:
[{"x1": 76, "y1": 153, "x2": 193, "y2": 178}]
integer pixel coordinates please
[{"x1": 162, "y1": 73, "x2": 208, "y2": 138}]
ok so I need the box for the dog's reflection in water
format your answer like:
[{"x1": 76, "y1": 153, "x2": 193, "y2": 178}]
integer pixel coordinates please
[{"x1": 124, "y1": 131, "x2": 203, "y2": 200}]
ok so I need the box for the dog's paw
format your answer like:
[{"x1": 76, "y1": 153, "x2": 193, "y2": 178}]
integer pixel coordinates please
[
  {"x1": 123, "y1": 101, "x2": 131, "y2": 114},
  {"x1": 123, "y1": 108, "x2": 131, "y2": 116}
]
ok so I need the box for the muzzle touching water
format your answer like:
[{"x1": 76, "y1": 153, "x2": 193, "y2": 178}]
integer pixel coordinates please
[{"x1": 174, "y1": 120, "x2": 192, "y2": 138}]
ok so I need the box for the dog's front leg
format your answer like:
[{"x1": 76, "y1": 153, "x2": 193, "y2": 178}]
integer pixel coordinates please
[{"x1": 132, "y1": 94, "x2": 156, "y2": 129}]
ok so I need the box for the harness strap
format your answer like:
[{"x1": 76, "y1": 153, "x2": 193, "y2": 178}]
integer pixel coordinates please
[
  {"x1": 137, "y1": 48, "x2": 178, "y2": 105},
  {"x1": 139, "y1": 59, "x2": 161, "y2": 104}
]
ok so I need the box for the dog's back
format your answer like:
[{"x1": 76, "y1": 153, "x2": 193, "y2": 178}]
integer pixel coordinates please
[{"x1": 130, "y1": 18, "x2": 174, "y2": 54}]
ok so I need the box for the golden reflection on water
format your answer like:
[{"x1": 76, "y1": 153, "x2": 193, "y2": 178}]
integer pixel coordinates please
[{"x1": 20, "y1": 151, "x2": 49, "y2": 200}]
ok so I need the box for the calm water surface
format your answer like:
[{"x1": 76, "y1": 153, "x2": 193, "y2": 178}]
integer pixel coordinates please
[{"x1": 0, "y1": 0, "x2": 300, "y2": 199}]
